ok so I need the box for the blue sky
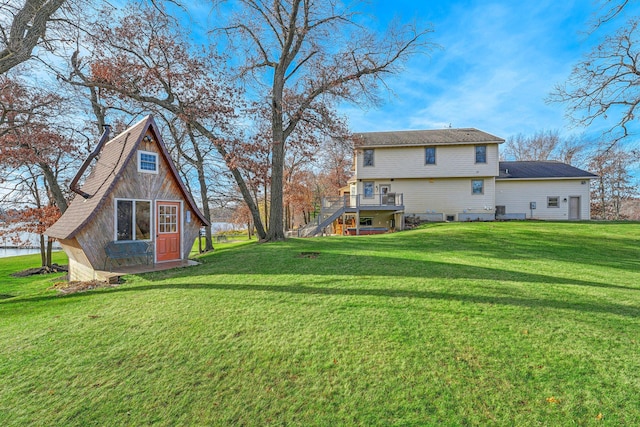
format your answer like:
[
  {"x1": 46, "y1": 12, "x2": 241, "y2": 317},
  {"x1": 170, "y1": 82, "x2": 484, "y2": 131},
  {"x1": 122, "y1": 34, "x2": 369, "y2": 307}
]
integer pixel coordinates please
[{"x1": 340, "y1": 0, "x2": 639, "y2": 142}]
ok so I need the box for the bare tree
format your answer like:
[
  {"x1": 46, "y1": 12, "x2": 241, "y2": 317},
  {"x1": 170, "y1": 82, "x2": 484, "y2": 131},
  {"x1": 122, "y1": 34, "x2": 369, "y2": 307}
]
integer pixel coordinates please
[
  {"x1": 502, "y1": 129, "x2": 587, "y2": 166},
  {"x1": 216, "y1": 0, "x2": 435, "y2": 241},
  {"x1": 550, "y1": 7, "x2": 640, "y2": 146},
  {"x1": 0, "y1": 0, "x2": 66, "y2": 74},
  {"x1": 589, "y1": 147, "x2": 638, "y2": 219}
]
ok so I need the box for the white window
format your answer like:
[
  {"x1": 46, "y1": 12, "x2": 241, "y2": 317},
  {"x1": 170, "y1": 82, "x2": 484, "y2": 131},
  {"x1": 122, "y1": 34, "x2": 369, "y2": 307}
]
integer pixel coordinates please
[
  {"x1": 138, "y1": 150, "x2": 158, "y2": 173},
  {"x1": 471, "y1": 179, "x2": 484, "y2": 195},
  {"x1": 425, "y1": 146, "x2": 436, "y2": 165},
  {"x1": 363, "y1": 181, "x2": 374, "y2": 198},
  {"x1": 116, "y1": 199, "x2": 151, "y2": 241},
  {"x1": 363, "y1": 149, "x2": 374, "y2": 167},
  {"x1": 475, "y1": 145, "x2": 487, "y2": 164},
  {"x1": 547, "y1": 196, "x2": 559, "y2": 208}
]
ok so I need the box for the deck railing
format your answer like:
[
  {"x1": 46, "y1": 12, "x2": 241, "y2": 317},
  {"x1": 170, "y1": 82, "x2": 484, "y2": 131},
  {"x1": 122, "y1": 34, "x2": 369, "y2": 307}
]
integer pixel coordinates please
[
  {"x1": 297, "y1": 193, "x2": 404, "y2": 237},
  {"x1": 347, "y1": 193, "x2": 404, "y2": 208}
]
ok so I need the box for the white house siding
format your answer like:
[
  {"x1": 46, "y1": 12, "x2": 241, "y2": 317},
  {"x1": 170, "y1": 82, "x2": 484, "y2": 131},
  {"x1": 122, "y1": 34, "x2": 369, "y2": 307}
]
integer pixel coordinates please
[
  {"x1": 495, "y1": 179, "x2": 591, "y2": 220},
  {"x1": 356, "y1": 144, "x2": 499, "y2": 179},
  {"x1": 358, "y1": 177, "x2": 496, "y2": 220}
]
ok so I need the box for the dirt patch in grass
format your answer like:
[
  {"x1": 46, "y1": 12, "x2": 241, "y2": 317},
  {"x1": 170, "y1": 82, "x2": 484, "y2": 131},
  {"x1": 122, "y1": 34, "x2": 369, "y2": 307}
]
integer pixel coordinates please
[
  {"x1": 49, "y1": 280, "x2": 118, "y2": 295},
  {"x1": 297, "y1": 252, "x2": 320, "y2": 258},
  {"x1": 11, "y1": 264, "x2": 68, "y2": 278}
]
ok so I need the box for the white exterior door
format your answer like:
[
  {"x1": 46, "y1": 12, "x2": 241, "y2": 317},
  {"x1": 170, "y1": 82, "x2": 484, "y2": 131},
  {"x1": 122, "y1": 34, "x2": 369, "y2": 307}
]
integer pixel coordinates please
[{"x1": 569, "y1": 196, "x2": 580, "y2": 220}]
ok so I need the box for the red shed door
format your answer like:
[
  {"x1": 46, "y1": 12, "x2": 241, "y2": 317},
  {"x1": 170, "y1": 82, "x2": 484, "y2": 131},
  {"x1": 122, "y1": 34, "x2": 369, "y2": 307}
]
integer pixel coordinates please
[{"x1": 156, "y1": 201, "x2": 181, "y2": 262}]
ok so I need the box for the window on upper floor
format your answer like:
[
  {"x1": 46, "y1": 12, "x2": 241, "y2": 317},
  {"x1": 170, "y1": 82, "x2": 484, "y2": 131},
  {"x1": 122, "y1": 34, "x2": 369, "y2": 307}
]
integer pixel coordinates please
[
  {"x1": 425, "y1": 146, "x2": 436, "y2": 165},
  {"x1": 138, "y1": 150, "x2": 158, "y2": 173},
  {"x1": 547, "y1": 196, "x2": 559, "y2": 208},
  {"x1": 363, "y1": 149, "x2": 374, "y2": 167},
  {"x1": 471, "y1": 179, "x2": 484, "y2": 195},
  {"x1": 475, "y1": 145, "x2": 487, "y2": 164}
]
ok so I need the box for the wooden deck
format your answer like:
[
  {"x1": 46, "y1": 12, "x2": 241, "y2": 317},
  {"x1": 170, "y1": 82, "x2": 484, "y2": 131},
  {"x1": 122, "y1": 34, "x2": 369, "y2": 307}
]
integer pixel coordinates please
[{"x1": 95, "y1": 259, "x2": 200, "y2": 283}]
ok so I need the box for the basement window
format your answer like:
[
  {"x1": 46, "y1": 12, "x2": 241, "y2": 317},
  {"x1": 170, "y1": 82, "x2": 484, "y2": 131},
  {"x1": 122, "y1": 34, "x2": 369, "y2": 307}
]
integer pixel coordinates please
[
  {"x1": 138, "y1": 150, "x2": 158, "y2": 173},
  {"x1": 359, "y1": 217, "x2": 373, "y2": 226}
]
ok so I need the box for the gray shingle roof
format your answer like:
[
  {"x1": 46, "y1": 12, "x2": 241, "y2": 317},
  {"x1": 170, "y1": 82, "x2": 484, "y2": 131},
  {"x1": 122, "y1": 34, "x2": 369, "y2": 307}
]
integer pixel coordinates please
[
  {"x1": 46, "y1": 115, "x2": 209, "y2": 240},
  {"x1": 498, "y1": 161, "x2": 597, "y2": 179},
  {"x1": 355, "y1": 128, "x2": 505, "y2": 147}
]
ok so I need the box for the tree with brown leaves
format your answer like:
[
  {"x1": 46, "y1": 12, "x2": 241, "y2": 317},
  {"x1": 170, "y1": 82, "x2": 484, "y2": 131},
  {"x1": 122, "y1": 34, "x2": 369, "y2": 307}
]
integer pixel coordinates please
[
  {"x1": 0, "y1": 76, "x2": 74, "y2": 213},
  {"x1": 216, "y1": 0, "x2": 435, "y2": 241}
]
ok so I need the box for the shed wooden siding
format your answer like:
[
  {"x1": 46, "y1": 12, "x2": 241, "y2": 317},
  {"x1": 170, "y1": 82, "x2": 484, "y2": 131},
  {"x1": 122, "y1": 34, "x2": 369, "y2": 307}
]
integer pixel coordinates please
[
  {"x1": 357, "y1": 177, "x2": 496, "y2": 217},
  {"x1": 59, "y1": 238, "x2": 104, "y2": 282},
  {"x1": 495, "y1": 179, "x2": 591, "y2": 220},
  {"x1": 74, "y1": 131, "x2": 201, "y2": 270},
  {"x1": 356, "y1": 144, "x2": 499, "y2": 180}
]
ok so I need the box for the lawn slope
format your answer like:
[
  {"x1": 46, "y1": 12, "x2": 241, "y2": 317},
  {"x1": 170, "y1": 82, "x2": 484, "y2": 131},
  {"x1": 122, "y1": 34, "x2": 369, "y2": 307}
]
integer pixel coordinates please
[{"x1": 1, "y1": 222, "x2": 639, "y2": 425}]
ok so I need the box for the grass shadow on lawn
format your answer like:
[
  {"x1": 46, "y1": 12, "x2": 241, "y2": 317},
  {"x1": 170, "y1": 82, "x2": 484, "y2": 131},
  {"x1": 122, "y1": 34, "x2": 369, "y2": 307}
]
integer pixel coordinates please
[{"x1": 4, "y1": 277, "x2": 639, "y2": 318}]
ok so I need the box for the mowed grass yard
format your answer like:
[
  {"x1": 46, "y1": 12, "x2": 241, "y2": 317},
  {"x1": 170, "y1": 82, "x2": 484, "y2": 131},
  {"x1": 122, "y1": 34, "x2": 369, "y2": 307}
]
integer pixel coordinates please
[{"x1": 1, "y1": 222, "x2": 639, "y2": 426}]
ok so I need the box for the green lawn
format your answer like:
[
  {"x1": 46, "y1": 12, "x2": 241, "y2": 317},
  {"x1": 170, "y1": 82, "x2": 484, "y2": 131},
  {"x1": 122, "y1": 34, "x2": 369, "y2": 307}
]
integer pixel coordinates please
[{"x1": 1, "y1": 222, "x2": 639, "y2": 425}]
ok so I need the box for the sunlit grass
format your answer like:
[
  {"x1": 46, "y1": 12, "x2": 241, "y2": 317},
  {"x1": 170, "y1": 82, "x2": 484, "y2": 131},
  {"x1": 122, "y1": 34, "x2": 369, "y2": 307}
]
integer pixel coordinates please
[{"x1": 1, "y1": 222, "x2": 639, "y2": 425}]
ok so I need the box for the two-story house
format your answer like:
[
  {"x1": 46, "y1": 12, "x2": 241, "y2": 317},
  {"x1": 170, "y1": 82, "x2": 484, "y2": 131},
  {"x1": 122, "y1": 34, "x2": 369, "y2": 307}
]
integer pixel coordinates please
[
  {"x1": 298, "y1": 128, "x2": 596, "y2": 237},
  {"x1": 352, "y1": 128, "x2": 504, "y2": 225}
]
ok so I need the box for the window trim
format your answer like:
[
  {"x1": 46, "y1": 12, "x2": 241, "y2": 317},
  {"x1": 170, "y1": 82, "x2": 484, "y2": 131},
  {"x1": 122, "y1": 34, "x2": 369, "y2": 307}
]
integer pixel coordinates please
[
  {"x1": 475, "y1": 145, "x2": 487, "y2": 164},
  {"x1": 547, "y1": 196, "x2": 560, "y2": 208},
  {"x1": 471, "y1": 179, "x2": 484, "y2": 195},
  {"x1": 114, "y1": 198, "x2": 153, "y2": 242},
  {"x1": 138, "y1": 150, "x2": 159, "y2": 174},
  {"x1": 363, "y1": 149, "x2": 375, "y2": 167},
  {"x1": 425, "y1": 146, "x2": 436, "y2": 165}
]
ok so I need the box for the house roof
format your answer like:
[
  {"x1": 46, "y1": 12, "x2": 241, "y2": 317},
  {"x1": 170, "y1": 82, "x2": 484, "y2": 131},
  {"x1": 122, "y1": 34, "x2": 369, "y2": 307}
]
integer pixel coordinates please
[
  {"x1": 354, "y1": 128, "x2": 505, "y2": 147},
  {"x1": 498, "y1": 161, "x2": 598, "y2": 180},
  {"x1": 46, "y1": 115, "x2": 209, "y2": 240}
]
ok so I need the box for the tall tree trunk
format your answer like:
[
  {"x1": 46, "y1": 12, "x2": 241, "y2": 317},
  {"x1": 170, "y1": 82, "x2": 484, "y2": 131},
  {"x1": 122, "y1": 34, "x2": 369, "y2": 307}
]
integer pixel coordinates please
[
  {"x1": 193, "y1": 144, "x2": 214, "y2": 251},
  {"x1": 46, "y1": 236, "x2": 52, "y2": 267},
  {"x1": 38, "y1": 162, "x2": 67, "y2": 213},
  {"x1": 39, "y1": 234, "x2": 46, "y2": 267},
  {"x1": 266, "y1": 68, "x2": 286, "y2": 241},
  {"x1": 189, "y1": 121, "x2": 267, "y2": 239},
  {"x1": 599, "y1": 176, "x2": 606, "y2": 219},
  {"x1": 268, "y1": 135, "x2": 285, "y2": 240}
]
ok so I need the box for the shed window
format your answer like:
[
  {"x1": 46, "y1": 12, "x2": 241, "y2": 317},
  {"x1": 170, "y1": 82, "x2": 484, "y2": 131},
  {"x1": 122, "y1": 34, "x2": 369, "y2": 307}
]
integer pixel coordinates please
[
  {"x1": 547, "y1": 196, "x2": 559, "y2": 208},
  {"x1": 138, "y1": 150, "x2": 158, "y2": 173},
  {"x1": 363, "y1": 149, "x2": 374, "y2": 167},
  {"x1": 116, "y1": 200, "x2": 151, "y2": 241},
  {"x1": 425, "y1": 146, "x2": 436, "y2": 165},
  {"x1": 475, "y1": 145, "x2": 487, "y2": 164}
]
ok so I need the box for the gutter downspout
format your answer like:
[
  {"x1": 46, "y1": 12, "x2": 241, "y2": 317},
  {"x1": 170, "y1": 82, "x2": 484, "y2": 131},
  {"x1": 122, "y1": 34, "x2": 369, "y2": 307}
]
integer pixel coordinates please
[{"x1": 70, "y1": 124, "x2": 111, "y2": 199}]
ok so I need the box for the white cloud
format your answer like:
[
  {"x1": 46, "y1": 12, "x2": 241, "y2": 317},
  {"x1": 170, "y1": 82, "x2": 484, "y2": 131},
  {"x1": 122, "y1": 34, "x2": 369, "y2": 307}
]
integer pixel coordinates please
[{"x1": 342, "y1": 0, "x2": 604, "y2": 139}]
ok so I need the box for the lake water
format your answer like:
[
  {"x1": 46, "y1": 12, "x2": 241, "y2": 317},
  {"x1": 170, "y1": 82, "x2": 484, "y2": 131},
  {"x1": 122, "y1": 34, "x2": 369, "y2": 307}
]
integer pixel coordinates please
[{"x1": 0, "y1": 248, "x2": 61, "y2": 259}]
